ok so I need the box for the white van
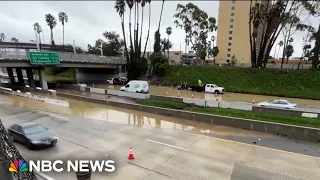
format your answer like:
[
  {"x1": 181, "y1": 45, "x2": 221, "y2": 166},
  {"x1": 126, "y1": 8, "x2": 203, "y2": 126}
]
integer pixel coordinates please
[{"x1": 120, "y1": 80, "x2": 149, "y2": 93}]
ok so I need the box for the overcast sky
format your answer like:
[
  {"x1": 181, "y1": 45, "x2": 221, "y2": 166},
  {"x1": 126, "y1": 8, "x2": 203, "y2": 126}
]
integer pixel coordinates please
[{"x1": 0, "y1": 1, "x2": 317, "y2": 58}]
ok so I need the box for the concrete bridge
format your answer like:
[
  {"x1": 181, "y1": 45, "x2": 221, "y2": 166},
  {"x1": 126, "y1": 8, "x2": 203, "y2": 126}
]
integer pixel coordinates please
[{"x1": 0, "y1": 50, "x2": 127, "y2": 90}]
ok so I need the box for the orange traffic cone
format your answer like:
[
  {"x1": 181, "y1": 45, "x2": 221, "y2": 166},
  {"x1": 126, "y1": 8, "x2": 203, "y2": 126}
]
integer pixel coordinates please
[
  {"x1": 128, "y1": 147, "x2": 134, "y2": 160},
  {"x1": 166, "y1": 92, "x2": 169, "y2": 96},
  {"x1": 191, "y1": 94, "x2": 194, "y2": 98},
  {"x1": 252, "y1": 100, "x2": 255, "y2": 104},
  {"x1": 177, "y1": 92, "x2": 180, "y2": 97}
]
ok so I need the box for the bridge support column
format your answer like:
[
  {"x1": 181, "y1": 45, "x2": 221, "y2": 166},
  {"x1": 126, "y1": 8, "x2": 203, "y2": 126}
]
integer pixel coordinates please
[
  {"x1": 26, "y1": 69, "x2": 35, "y2": 88},
  {"x1": 6, "y1": 67, "x2": 15, "y2": 85},
  {"x1": 118, "y1": 65, "x2": 127, "y2": 77},
  {"x1": 38, "y1": 68, "x2": 48, "y2": 90},
  {"x1": 16, "y1": 68, "x2": 25, "y2": 86}
]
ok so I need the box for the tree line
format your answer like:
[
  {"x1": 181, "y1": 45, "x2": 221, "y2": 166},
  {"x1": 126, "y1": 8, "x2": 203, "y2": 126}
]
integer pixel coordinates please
[{"x1": 249, "y1": 0, "x2": 320, "y2": 69}]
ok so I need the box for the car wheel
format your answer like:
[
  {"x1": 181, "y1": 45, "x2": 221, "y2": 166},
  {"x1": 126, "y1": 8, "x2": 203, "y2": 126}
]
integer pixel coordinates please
[
  {"x1": 27, "y1": 141, "x2": 33, "y2": 150},
  {"x1": 214, "y1": 90, "x2": 219, "y2": 94}
]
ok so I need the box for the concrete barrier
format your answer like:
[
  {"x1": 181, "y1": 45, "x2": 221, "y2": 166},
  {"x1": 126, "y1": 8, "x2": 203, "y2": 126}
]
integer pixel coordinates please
[
  {"x1": 44, "y1": 98, "x2": 69, "y2": 107},
  {"x1": 55, "y1": 92, "x2": 320, "y2": 142},
  {"x1": 107, "y1": 90, "x2": 150, "y2": 99},
  {"x1": 89, "y1": 87, "x2": 105, "y2": 94},
  {"x1": 219, "y1": 101, "x2": 252, "y2": 111},
  {"x1": 183, "y1": 98, "x2": 206, "y2": 106},
  {"x1": 252, "y1": 106, "x2": 320, "y2": 119},
  {"x1": 150, "y1": 95, "x2": 183, "y2": 102}
]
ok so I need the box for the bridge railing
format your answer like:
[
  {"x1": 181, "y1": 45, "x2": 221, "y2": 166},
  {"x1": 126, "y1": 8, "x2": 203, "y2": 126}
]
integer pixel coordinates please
[{"x1": 0, "y1": 51, "x2": 127, "y2": 64}]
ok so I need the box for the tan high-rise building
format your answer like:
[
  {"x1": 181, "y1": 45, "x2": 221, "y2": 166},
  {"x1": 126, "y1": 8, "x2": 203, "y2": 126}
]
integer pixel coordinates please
[{"x1": 216, "y1": 0, "x2": 252, "y2": 65}]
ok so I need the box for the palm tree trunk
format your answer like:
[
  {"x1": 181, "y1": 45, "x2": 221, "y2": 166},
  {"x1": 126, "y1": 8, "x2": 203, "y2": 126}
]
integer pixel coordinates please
[
  {"x1": 38, "y1": 33, "x2": 42, "y2": 50},
  {"x1": 50, "y1": 28, "x2": 54, "y2": 45},
  {"x1": 158, "y1": 0, "x2": 165, "y2": 30},
  {"x1": 167, "y1": 35, "x2": 170, "y2": 59},
  {"x1": 136, "y1": 3, "x2": 140, "y2": 59},
  {"x1": 143, "y1": 3, "x2": 151, "y2": 58},
  {"x1": 121, "y1": 14, "x2": 130, "y2": 63},
  {"x1": 63, "y1": 24, "x2": 65, "y2": 46},
  {"x1": 129, "y1": 9, "x2": 134, "y2": 54},
  {"x1": 134, "y1": 3, "x2": 137, "y2": 50},
  {"x1": 139, "y1": 6, "x2": 144, "y2": 56}
]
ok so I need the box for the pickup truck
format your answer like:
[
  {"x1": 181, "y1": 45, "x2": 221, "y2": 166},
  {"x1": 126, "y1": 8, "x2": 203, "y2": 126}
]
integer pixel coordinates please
[{"x1": 190, "y1": 84, "x2": 225, "y2": 94}]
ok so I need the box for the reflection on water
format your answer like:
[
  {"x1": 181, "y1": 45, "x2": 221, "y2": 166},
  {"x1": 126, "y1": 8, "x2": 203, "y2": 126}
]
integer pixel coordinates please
[
  {"x1": 0, "y1": 93, "x2": 273, "y2": 139},
  {"x1": 93, "y1": 84, "x2": 320, "y2": 106}
]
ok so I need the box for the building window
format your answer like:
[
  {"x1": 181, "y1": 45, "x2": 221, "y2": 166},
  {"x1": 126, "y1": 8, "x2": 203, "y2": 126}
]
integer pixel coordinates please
[
  {"x1": 227, "y1": 60, "x2": 230, "y2": 63},
  {"x1": 228, "y1": 42, "x2": 232, "y2": 46},
  {"x1": 229, "y1": 31, "x2": 233, "y2": 34},
  {"x1": 231, "y1": 13, "x2": 234, "y2": 16},
  {"x1": 230, "y1": 19, "x2": 234, "y2": 22},
  {"x1": 227, "y1": 54, "x2": 231, "y2": 57},
  {"x1": 229, "y1": 37, "x2": 232, "y2": 40},
  {"x1": 231, "y1": 6, "x2": 235, "y2": 10},
  {"x1": 230, "y1": 25, "x2": 233, "y2": 28},
  {"x1": 228, "y1": 48, "x2": 231, "y2": 52}
]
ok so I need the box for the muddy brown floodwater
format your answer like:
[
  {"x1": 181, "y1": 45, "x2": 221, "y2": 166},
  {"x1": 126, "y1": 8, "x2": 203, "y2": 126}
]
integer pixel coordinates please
[
  {"x1": 92, "y1": 84, "x2": 320, "y2": 106},
  {"x1": 0, "y1": 92, "x2": 274, "y2": 140}
]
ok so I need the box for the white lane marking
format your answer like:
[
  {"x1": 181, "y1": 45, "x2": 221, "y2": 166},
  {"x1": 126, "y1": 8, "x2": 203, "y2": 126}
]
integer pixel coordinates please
[
  {"x1": 146, "y1": 139, "x2": 188, "y2": 151},
  {"x1": 35, "y1": 171, "x2": 55, "y2": 180}
]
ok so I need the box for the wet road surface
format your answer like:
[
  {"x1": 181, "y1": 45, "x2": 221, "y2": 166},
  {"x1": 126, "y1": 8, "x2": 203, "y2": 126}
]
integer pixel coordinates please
[
  {"x1": 94, "y1": 83, "x2": 320, "y2": 108},
  {"x1": 0, "y1": 93, "x2": 320, "y2": 180},
  {"x1": 0, "y1": 97, "x2": 319, "y2": 180}
]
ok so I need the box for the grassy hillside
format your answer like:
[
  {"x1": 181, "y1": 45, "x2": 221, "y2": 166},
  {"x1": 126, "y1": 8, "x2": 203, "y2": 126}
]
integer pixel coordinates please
[{"x1": 164, "y1": 66, "x2": 320, "y2": 99}]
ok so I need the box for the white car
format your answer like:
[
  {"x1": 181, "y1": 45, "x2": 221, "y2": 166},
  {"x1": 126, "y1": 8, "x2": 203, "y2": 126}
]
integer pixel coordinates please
[
  {"x1": 77, "y1": 82, "x2": 87, "y2": 87},
  {"x1": 204, "y1": 84, "x2": 225, "y2": 94},
  {"x1": 257, "y1": 100, "x2": 297, "y2": 109}
]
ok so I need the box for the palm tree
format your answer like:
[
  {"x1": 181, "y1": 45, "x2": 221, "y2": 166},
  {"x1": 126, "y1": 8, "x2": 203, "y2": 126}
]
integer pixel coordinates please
[
  {"x1": 138, "y1": 0, "x2": 146, "y2": 57},
  {"x1": 276, "y1": 40, "x2": 283, "y2": 59},
  {"x1": 115, "y1": 0, "x2": 129, "y2": 62},
  {"x1": 126, "y1": 0, "x2": 134, "y2": 54},
  {"x1": 33, "y1": 23, "x2": 42, "y2": 49},
  {"x1": 0, "y1": 33, "x2": 6, "y2": 42},
  {"x1": 166, "y1": 26, "x2": 172, "y2": 59},
  {"x1": 45, "y1": 13, "x2": 57, "y2": 45},
  {"x1": 58, "y1": 12, "x2": 68, "y2": 46}
]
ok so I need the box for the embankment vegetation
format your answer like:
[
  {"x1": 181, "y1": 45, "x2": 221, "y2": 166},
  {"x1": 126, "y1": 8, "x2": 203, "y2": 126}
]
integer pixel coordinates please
[{"x1": 163, "y1": 66, "x2": 320, "y2": 100}]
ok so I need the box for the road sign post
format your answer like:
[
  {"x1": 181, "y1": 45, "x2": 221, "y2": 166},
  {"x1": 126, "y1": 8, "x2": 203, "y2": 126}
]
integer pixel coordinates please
[{"x1": 28, "y1": 51, "x2": 60, "y2": 65}]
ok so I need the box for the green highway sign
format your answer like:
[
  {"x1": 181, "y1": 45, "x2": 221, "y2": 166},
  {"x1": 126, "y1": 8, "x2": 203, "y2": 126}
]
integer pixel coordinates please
[{"x1": 28, "y1": 51, "x2": 60, "y2": 65}]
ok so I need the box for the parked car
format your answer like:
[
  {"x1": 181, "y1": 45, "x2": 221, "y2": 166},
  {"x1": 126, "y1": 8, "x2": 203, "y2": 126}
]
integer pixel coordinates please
[
  {"x1": 120, "y1": 80, "x2": 149, "y2": 93},
  {"x1": 190, "y1": 84, "x2": 225, "y2": 94},
  {"x1": 7, "y1": 122, "x2": 59, "y2": 149},
  {"x1": 107, "y1": 78, "x2": 122, "y2": 85},
  {"x1": 257, "y1": 100, "x2": 297, "y2": 109}
]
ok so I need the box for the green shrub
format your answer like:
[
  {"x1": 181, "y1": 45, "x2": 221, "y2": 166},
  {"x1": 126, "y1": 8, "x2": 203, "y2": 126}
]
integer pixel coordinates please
[{"x1": 164, "y1": 66, "x2": 320, "y2": 99}]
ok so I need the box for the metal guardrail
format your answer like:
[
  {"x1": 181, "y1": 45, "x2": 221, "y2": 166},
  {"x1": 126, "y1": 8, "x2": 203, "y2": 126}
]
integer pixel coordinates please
[{"x1": 0, "y1": 51, "x2": 127, "y2": 64}]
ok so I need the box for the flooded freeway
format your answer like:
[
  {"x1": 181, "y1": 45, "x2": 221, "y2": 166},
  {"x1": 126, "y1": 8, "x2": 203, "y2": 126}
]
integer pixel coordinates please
[
  {"x1": 0, "y1": 92, "x2": 320, "y2": 180},
  {"x1": 93, "y1": 84, "x2": 320, "y2": 107}
]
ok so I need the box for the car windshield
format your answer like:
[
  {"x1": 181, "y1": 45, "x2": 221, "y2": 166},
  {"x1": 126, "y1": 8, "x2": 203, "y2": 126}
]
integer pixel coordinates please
[{"x1": 24, "y1": 125, "x2": 47, "y2": 135}]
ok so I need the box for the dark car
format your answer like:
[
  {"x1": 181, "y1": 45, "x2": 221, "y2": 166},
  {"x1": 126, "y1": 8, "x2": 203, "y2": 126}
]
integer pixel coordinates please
[{"x1": 7, "y1": 122, "x2": 58, "y2": 149}]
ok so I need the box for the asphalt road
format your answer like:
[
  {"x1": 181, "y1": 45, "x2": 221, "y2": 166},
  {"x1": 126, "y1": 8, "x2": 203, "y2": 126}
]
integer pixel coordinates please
[{"x1": 0, "y1": 103, "x2": 319, "y2": 180}]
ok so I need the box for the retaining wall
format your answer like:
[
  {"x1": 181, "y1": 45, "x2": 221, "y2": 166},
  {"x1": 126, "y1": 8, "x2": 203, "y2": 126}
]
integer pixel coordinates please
[{"x1": 54, "y1": 92, "x2": 320, "y2": 142}]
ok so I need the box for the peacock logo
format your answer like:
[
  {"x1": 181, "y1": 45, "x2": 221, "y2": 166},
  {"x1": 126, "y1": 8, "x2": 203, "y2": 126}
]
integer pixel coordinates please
[{"x1": 9, "y1": 160, "x2": 29, "y2": 173}]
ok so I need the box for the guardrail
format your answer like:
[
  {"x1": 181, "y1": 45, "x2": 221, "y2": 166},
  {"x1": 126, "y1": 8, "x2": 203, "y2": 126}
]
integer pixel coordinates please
[{"x1": 0, "y1": 51, "x2": 127, "y2": 64}]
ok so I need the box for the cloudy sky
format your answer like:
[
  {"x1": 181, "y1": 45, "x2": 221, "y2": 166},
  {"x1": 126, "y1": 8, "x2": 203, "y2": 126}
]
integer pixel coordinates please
[{"x1": 0, "y1": 1, "x2": 317, "y2": 58}]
